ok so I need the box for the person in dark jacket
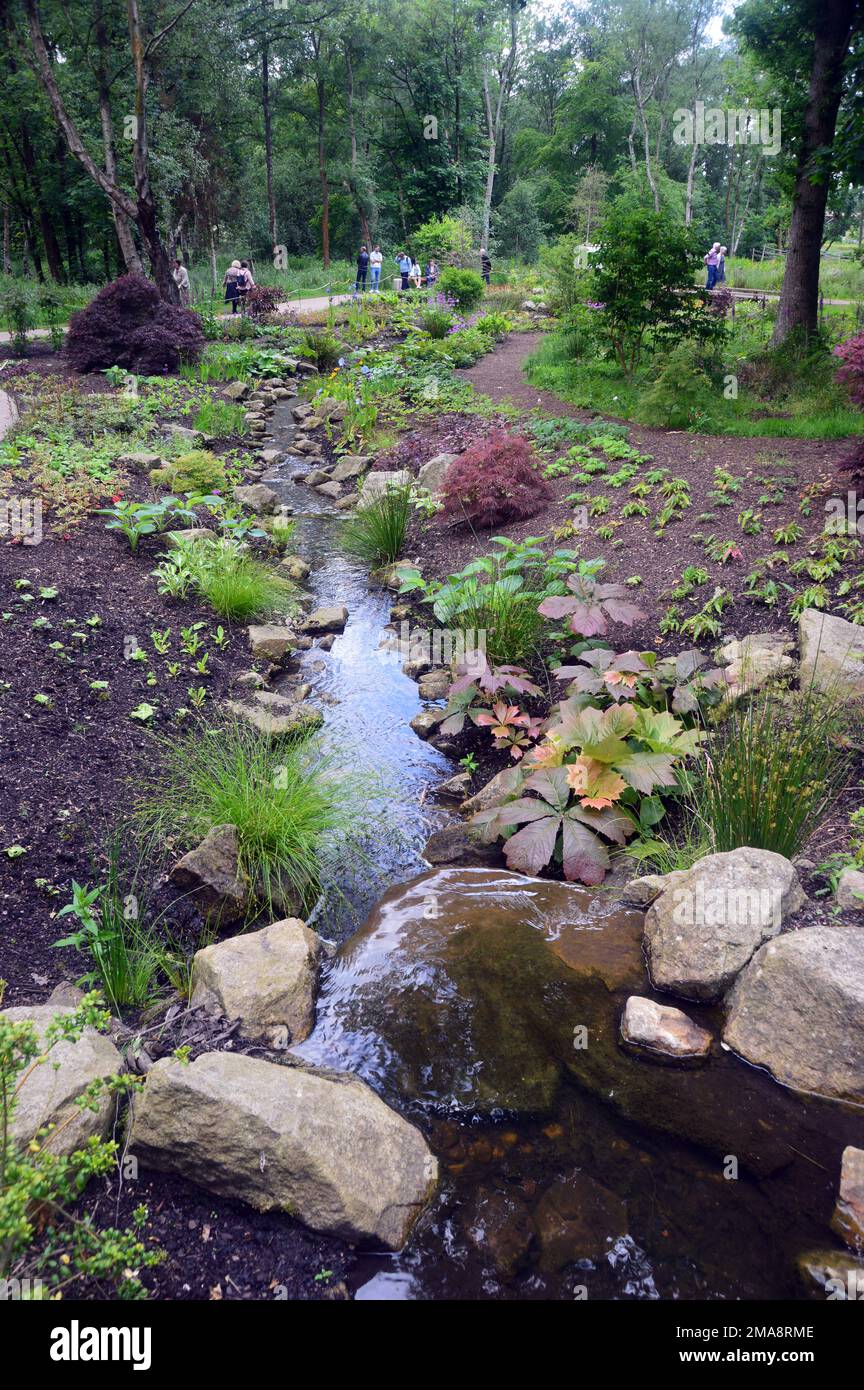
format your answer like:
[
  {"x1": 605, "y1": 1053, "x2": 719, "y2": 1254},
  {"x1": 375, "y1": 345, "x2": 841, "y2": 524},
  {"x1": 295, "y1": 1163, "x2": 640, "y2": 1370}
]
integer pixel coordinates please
[
  {"x1": 480, "y1": 247, "x2": 491, "y2": 285},
  {"x1": 355, "y1": 244, "x2": 370, "y2": 292}
]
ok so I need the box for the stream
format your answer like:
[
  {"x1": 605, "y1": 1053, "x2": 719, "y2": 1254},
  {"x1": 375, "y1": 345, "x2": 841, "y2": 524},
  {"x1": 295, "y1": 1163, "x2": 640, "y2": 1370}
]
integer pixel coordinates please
[{"x1": 256, "y1": 399, "x2": 859, "y2": 1300}]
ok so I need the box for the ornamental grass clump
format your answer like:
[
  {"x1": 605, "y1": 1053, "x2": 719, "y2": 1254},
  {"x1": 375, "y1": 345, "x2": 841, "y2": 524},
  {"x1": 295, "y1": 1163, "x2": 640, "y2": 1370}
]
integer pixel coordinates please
[
  {"x1": 689, "y1": 684, "x2": 851, "y2": 859},
  {"x1": 133, "y1": 717, "x2": 356, "y2": 915}
]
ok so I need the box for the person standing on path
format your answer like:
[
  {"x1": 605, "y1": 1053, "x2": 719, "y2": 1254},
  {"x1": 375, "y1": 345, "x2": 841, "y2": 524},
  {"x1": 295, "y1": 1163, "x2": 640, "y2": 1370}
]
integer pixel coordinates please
[
  {"x1": 396, "y1": 251, "x2": 412, "y2": 291},
  {"x1": 704, "y1": 242, "x2": 720, "y2": 289},
  {"x1": 369, "y1": 245, "x2": 383, "y2": 292},
  {"x1": 223, "y1": 259, "x2": 241, "y2": 313},
  {"x1": 236, "y1": 260, "x2": 255, "y2": 311},
  {"x1": 716, "y1": 246, "x2": 727, "y2": 284},
  {"x1": 173, "y1": 258, "x2": 190, "y2": 307},
  {"x1": 480, "y1": 247, "x2": 491, "y2": 285},
  {"x1": 356, "y1": 243, "x2": 370, "y2": 293}
]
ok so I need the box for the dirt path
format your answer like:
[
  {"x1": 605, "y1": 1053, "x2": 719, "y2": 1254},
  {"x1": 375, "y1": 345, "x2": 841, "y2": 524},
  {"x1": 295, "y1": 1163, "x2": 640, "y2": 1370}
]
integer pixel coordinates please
[{"x1": 457, "y1": 328, "x2": 842, "y2": 468}]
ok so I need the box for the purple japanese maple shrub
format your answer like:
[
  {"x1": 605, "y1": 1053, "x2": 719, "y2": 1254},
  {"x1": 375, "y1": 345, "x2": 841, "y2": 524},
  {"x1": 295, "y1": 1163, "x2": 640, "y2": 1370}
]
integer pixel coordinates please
[{"x1": 65, "y1": 273, "x2": 204, "y2": 375}]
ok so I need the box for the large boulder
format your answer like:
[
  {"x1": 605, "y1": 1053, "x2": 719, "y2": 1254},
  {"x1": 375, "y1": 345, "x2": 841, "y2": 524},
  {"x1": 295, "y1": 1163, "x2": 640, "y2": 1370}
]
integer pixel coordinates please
[
  {"x1": 330, "y1": 455, "x2": 372, "y2": 483},
  {"x1": 301, "y1": 605, "x2": 348, "y2": 634},
  {"x1": 169, "y1": 824, "x2": 248, "y2": 925},
  {"x1": 128, "y1": 1052, "x2": 437, "y2": 1249},
  {"x1": 643, "y1": 847, "x2": 806, "y2": 1002},
  {"x1": 417, "y1": 453, "x2": 458, "y2": 495},
  {"x1": 723, "y1": 926, "x2": 864, "y2": 1103},
  {"x1": 357, "y1": 470, "x2": 411, "y2": 510},
  {"x1": 247, "y1": 624, "x2": 296, "y2": 663},
  {"x1": 234, "y1": 483, "x2": 280, "y2": 514},
  {"x1": 227, "y1": 699, "x2": 323, "y2": 739},
  {"x1": 799, "y1": 608, "x2": 864, "y2": 699},
  {"x1": 190, "y1": 918, "x2": 323, "y2": 1045},
  {"x1": 3, "y1": 1003, "x2": 123, "y2": 1155},
  {"x1": 717, "y1": 631, "x2": 794, "y2": 699}
]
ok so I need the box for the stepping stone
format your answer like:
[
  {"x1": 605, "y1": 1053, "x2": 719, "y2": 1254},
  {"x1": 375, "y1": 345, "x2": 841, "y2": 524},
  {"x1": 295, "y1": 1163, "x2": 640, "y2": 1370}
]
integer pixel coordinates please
[
  {"x1": 619, "y1": 996, "x2": 712, "y2": 1067},
  {"x1": 234, "y1": 483, "x2": 279, "y2": 514},
  {"x1": 302, "y1": 606, "x2": 348, "y2": 634},
  {"x1": 247, "y1": 625, "x2": 297, "y2": 663}
]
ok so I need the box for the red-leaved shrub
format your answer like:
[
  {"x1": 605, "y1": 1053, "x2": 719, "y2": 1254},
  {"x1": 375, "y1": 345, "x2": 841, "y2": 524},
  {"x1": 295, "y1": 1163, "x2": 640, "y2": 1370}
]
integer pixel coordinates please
[
  {"x1": 834, "y1": 331, "x2": 864, "y2": 407},
  {"x1": 438, "y1": 430, "x2": 553, "y2": 528},
  {"x1": 65, "y1": 273, "x2": 205, "y2": 375},
  {"x1": 245, "y1": 285, "x2": 291, "y2": 321}
]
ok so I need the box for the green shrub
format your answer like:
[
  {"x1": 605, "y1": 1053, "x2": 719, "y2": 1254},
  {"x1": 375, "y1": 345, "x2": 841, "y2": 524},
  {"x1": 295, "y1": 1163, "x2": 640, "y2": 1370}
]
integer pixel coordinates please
[
  {"x1": 299, "y1": 328, "x2": 343, "y2": 371},
  {"x1": 150, "y1": 449, "x2": 225, "y2": 493},
  {"x1": 0, "y1": 986, "x2": 163, "y2": 1297},
  {"x1": 134, "y1": 718, "x2": 354, "y2": 914},
  {"x1": 437, "y1": 266, "x2": 485, "y2": 311},
  {"x1": 636, "y1": 342, "x2": 719, "y2": 428},
  {"x1": 342, "y1": 486, "x2": 412, "y2": 566},
  {"x1": 1, "y1": 283, "x2": 36, "y2": 356}
]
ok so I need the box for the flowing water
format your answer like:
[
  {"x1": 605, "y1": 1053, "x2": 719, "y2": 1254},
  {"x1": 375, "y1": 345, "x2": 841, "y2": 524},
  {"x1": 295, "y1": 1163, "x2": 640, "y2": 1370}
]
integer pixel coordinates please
[{"x1": 261, "y1": 398, "x2": 861, "y2": 1301}]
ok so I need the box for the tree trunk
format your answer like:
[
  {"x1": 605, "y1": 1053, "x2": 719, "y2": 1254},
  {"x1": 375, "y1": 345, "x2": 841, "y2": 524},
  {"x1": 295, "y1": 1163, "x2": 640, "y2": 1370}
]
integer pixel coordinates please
[
  {"x1": 480, "y1": 1, "x2": 519, "y2": 248},
  {"x1": 261, "y1": 39, "x2": 278, "y2": 252},
  {"x1": 96, "y1": 5, "x2": 144, "y2": 274},
  {"x1": 771, "y1": 0, "x2": 858, "y2": 344},
  {"x1": 2, "y1": 205, "x2": 10, "y2": 274},
  {"x1": 316, "y1": 70, "x2": 330, "y2": 269}
]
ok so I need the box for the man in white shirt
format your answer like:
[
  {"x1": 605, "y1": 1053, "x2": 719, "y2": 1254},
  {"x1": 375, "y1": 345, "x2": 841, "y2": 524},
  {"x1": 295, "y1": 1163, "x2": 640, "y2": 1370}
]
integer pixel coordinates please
[{"x1": 369, "y1": 245, "x2": 383, "y2": 292}]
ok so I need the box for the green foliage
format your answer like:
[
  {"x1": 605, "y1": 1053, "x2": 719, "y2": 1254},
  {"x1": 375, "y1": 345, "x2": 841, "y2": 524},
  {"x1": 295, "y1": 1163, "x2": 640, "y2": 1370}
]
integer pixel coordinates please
[
  {"x1": 133, "y1": 718, "x2": 356, "y2": 916},
  {"x1": 192, "y1": 399, "x2": 248, "y2": 437},
  {"x1": 1, "y1": 283, "x2": 36, "y2": 356},
  {"x1": 636, "y1": 342, "x2": 719, "y2": 428},
  {"x1": 587, "y1": 207, "x2": 725, "y2": 377},
  {"x1": 341, "y1": 486, "x2": 412, "y2": 566},
  {"x1": 436, "y1": 267, "x2": 485, "y2": 311},
  {"x1": 299, "y1": 329, "x2": 343, "y2": 371},
  {"x1": 689, "y1": 688, "x2": 851, "y2": 859},
  {"x1": 150, "y1": 450, "x2": 225, "y2": 493},
  {"x1": 495, "y1": 181, "x2": 543, "y2": 263},
  {"x1": 155, "y1": 537, "x2": 296, "y2": 621},
  {"x1": 0, "y1": 985, "x2": 163, "y2": 1297}
]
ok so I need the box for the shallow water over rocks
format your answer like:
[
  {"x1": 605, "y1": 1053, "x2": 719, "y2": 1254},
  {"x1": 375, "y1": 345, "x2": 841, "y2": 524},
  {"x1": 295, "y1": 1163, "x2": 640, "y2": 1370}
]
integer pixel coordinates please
[{"x1": 258, "y1": 396, "x2": 862, "y2": 1301}]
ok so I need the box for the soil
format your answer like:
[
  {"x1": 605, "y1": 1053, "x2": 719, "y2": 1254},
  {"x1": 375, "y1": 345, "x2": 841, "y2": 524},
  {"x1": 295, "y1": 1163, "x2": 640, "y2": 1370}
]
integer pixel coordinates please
[{"x1": 2, "y1": 322, "x2": 862, "y2": 1302}]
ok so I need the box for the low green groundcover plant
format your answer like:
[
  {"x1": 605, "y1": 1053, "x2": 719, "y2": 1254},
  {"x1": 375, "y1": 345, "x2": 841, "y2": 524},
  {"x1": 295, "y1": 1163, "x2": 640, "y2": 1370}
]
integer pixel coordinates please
[{"x1": 0, "y1": 985, "x2": 163, "y2": 1298}]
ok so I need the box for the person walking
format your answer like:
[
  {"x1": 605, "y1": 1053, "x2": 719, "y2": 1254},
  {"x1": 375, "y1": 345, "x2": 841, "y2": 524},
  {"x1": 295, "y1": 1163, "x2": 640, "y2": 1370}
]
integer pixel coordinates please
[
  {"x1": 355, "y1": 243, "x2": 370, "y2": 293},
  {"x1": 716, "y1": 246, "x2": 727, "y2": 284},
  {"x1": 704, "y1": 242, "x2": 721, "y2": 289},
  {"x1": 369, "y1": 245, "x2": 383, "y2": 292},
  {"x1": 396, "y1": 250, "x2": 412, "y2": 291},
  {"x1": 236, "y1": 260, "x2": 255, "y2": 311},
  {"x1": 223, "y1": 259, "x2": 241, "y2": 313},
  {"x1": 480, "y1": 247, "x2": 491, "y2": 285},
  {"x1": 173, "y1": 258, "x2": 190, "y2": 307}
]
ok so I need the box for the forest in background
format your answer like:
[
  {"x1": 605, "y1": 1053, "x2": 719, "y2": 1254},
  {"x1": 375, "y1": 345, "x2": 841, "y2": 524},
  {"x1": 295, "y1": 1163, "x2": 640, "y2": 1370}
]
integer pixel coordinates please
[{"x1": 0, "y1": 0, "x2": 863, "y2": 343}]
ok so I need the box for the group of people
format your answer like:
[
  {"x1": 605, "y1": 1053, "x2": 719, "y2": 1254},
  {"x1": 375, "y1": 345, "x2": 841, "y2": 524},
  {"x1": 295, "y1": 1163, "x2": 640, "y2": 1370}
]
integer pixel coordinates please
[
  {"x1": 704, "y1": 242, "x2": 727, "y2": 289},
  {"x1": 355, "y1": 243, "x2": 491, "y2": 293},
  {"x1": 222, "y1": 258, "x2": 256, "y2": 313}
]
